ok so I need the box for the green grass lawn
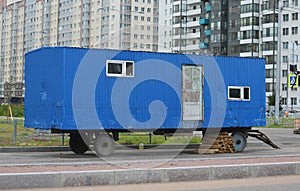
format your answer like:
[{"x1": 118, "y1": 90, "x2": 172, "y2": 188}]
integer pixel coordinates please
[
  {"x1": 118, "y1": 133, "x2": 201, "y2": 145},
  {"x1": 0, "y1": 119, "x2": 68, "y2": 147},
  {"x1": 0, "y1": 116, "x2": 296, "y2": 147}
]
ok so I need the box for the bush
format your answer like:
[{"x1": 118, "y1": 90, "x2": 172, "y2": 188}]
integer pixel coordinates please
[{"x1": 0, "y1": 104, "x2": 24, "y2": 117}]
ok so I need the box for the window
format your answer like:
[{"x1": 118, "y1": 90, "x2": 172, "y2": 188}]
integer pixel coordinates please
[
  {"x1": 292, "y1": 0, "x2": 299, "y2": 6},
  {"x1": 292, "y1": 27, "x2": 298, "y2": 34},
  {"x1": 281, "y1": 97, "x2": 287, "y2": 105},
  {"x1": 283, "y1": 14, "x2": 289, "y2": 21},
  {"x1": 106, "y1": 60, "x2": 134, "y2": 77},
  {"x1": 292, "y1": 13, "x2": 298, "y2": 20},
  {"x1": 283, "y1": 56, "x2": 288, "y2": 63},
  {"x1": 283, "y1": 42, "x2": 289, "y2": 49},
  {"x1": 291, "y1": 97, "x2": 297, "y2": 105},
  {"x1": 282, "y1": 84, "x2": 288, "y2": 91},
  {"x1": 228, "y1": 86, "x2": 251, "y2": 101},
  {"x1": 283, "y1": 28, "x2": 289, "y2": 35},
  {"x1": 282, "y1": 69, "x2": 288, "y2": 77}
]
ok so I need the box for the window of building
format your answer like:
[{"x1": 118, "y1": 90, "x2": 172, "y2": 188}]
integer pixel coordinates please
[
  {"x1": 283, "y1": 56, "x2": 289, "y2": 63},
  {"x1": 292, "y1": 13, "x2": 298, "y2": 20},
  {"x1": 266, "y1": 69, "x2": 275, "y2": 78},
  {"x1": 283, "y1": 28, "x2": 289, "y2": 35},
  {"x1": 292, "y1": 0, "x2": 299, "y2": 6},
  {"x1": 228, "y1": 86, "x2": 250, "y2": 101},
  {"x1": 283, "y1": 42, "x2": 289, "y2": 49},
  {"x1": 282, "y1": 84, "x2": 288, "y2": 91},
  {"x1": 283, "y1": 14, "x2": 289, "y2": 21},
  {"x1": 281, "y1": 97, "x2": 287, "y2": 105},
  {"x1": 282, "y1": 69, "x2": 288, "y2": 77},
  {"x1": 106, "y1": 60, "x2": 134, "y2": 77},
  {"x1": 292, "y1": 27, "x2": 298, "y2": 34},
  {"x1": 292, "y1": 97, "x2": 297, "y2": 105}
]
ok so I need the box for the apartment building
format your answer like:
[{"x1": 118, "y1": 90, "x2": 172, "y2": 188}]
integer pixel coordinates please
[
  {"x1": 0, "y1": 0, "x2": 159, "y2": 102},
  {"x1": 158, "y1": 0, "x2": 282, "y2": 106},
  {"x1": 281, "y1": 0, "x2": 300, "y2": 110},
  {"x1": 158, "y1": 0, "x2": 173, "y2": 52},
  {"x1": 260, "y1": 0, "x2": 278, "y2": 102}
]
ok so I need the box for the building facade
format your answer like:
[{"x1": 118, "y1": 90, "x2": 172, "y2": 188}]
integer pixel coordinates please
[
  {"x1": 158, "y1": 0, "x2": 300, "y2": 110},
  {"x1": 0, "y1": 0, "x2": 159, "y2": 102},
  {"x1": 281, "y1": 0, "x2": 300, "y2": 110}
]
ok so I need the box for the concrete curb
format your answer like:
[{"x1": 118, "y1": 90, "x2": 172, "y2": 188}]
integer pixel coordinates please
[
  {"x1": 0, "y1": 146, "x2": 70, "y2": 153},
  {"x1": 0, "y1": 162, "x2": 299, "y2": 189}
]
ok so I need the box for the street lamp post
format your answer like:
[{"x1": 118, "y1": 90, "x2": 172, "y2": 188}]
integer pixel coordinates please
[{"x1": 275, "y1": 0, "x2": 282, "y2": 124}]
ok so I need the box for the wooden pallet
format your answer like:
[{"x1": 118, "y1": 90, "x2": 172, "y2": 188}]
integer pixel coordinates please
[
  {"x1": 195, "y1": 132, "x2": 235, "y2": 154},
  {"x1": 294, "y1": 128, "x2": 300, "y2": 134},
  {"x1": 294, "y1": 119, "x2": 300, "y2": 134}
]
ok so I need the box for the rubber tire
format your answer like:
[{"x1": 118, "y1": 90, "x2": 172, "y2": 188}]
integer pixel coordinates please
[
  {"x1": 94, "y1": 134, "x2": 115, "y2": 156},
  {"x1": 232, "y1": 132, "x2": 247, "y2": 152},
  {"x1": 69, "y1": 133, "x2": 89, "y2": 154}
]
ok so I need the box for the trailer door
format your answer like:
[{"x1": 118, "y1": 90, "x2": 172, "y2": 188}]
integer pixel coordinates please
[{"x1": 182, "y1": 65, "x2": 203, "y2": 121}]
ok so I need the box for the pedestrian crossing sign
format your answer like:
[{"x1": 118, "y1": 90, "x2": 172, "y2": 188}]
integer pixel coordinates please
[{"x1": 288, "y1": 74, "x2": 298, "y2": 88}]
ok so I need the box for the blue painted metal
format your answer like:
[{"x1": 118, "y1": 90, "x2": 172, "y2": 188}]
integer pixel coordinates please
[
  {"x1": 199, "y1": 18, "x2": 209, "y2": 25},
  {"x1": 24, "y1": 47, "x2": 266, "y2": 131},
  {"x1": 205, "y1": 30, "x2": 211, "y2": 36},
  {"x1": 205, "y1": 5, "x2": 211, "y2": 12},
  {"x1": 199, "y1": 42, "x2": 209, "y2": 49}
]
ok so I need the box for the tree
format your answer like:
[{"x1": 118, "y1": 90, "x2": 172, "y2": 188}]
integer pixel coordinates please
[{"x1": 267, "y1": 93, "x2": 283, "y2": 111}]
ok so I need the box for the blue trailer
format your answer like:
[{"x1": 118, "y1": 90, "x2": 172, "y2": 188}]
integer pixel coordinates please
[{"x1": 25, "y1": 47, "x2": 271, "y2": 155}]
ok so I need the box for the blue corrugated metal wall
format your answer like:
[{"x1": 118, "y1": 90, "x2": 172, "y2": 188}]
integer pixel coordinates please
[{"x1": 24, "y1": 47, "x2": 266, "y2": 131}]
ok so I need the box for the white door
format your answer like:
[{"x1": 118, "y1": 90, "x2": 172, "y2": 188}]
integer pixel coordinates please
[{"x1": 182, "y1": 65, "x2": 203, "y2": 121}]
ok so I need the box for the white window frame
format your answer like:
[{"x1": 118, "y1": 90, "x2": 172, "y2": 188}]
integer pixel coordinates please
[
  {"x1": 106, "y1": 60, "x2": 134, "y2": 78},
  {"x1": 228, "y1": 86, "x2": 251, "y2": 101}
]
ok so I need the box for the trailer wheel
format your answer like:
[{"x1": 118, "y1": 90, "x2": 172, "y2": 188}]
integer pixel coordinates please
[
  {"x1": 232, "y1": 132, "x2": 247, "y2": 152},
  {"x1": 94, "y1": 134, "x2": 115, "y2": 156},
  {"x1": 69, "y1": 133, "x2": 89, "y2": 154}
]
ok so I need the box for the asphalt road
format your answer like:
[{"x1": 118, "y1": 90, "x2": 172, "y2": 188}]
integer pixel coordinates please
[
  {"x1": 0, "y1": 128, "x2": 300, "y2": 190},
  {"x1": 1, "y1": 128, "x2": 299, "y2": 167},
  {"x1": 5, "y1": 175, "x2": 300, "y2": 191}
]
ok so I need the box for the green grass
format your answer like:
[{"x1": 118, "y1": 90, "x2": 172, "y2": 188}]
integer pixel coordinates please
[
  {"x1": 265, "y1": 116, "x2": 294, "y2": 128},
  {"x1": 0, "y1": 116, "x2": 297, "y2": 147},
  {"x1": 0, "y1": 119, "x2": 68, "y2": 147},
  {"x1": 117, "y1": 133, "x2": 201, "y2": 145},
  {"x1": 0, "y1": 119, "x2": 201, "y2": 146}
]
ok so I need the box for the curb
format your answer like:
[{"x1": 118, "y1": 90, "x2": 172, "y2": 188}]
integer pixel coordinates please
[
  {"x1": 0, "y1": 162, "x2": 299, "y2": 189},
  {"x1": 0, "y1": 146, "x2": 70, "y2": 153}
]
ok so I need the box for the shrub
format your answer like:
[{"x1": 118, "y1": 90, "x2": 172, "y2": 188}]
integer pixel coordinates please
[{"x1": 0, "y1": 104, "x2": 24, "y2": 117}]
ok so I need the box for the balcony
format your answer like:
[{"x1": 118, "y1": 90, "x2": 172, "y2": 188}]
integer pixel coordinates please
[
  {"x1": 199, "y1": 18, "x2": 209, "y2": 25},
  {"x1": 187, "y1": 9, "x2": 201, "y2": 16},
  {"x1": 205, "y1": 30, "x2": 210, "y2": 36},
  {"x1": 199, "y1": 42, "x2": 209, "y2": 49},
  {"x1": 186, "y1": 32, "x2": 201, "y2": 39},
  {"x1": 205, "y1": 5, "x2": 211, "y2": 12},
  {"x1": 186, "y1": 20, "x2": 200, "y2": 27}
]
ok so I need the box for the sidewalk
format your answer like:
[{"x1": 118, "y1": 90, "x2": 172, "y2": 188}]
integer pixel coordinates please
[{"x1": 1, "y1": 154, "x2": 300, "y2": 189}]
